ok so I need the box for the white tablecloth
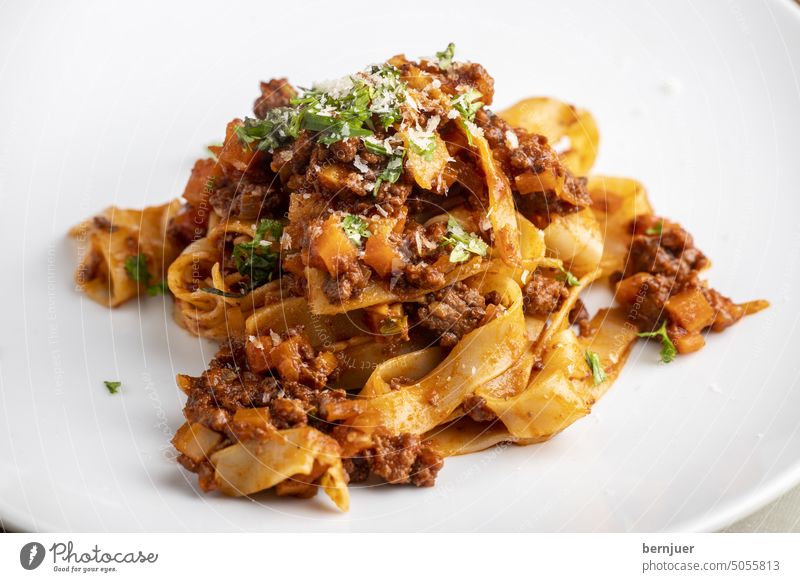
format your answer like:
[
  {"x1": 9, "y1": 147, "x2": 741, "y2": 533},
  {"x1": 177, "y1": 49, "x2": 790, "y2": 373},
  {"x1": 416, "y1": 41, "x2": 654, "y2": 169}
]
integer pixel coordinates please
[{"x1": 723, "y1": 486, "x2": 800, "y2": 532}]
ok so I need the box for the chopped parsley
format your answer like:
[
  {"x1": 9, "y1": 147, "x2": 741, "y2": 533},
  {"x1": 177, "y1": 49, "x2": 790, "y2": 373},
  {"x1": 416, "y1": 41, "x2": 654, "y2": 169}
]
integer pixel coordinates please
[
  {"x1": 104, "y1": 380, "x2": 121, "y2": 395},
  {"x1": 124, "y1": 253, "x2": 149, "y2": 284},
  {"x1": 232, "y1": 218, "x2": 284, "y2": 289},
  {"x1": 373, "y1": 147, "x2": 406, "y2": 196},
  {"x1": 408, "y1": 137, "x2": 436, "y2": 160},
  {"x1": 451, "y1": 88, "x2": 484, "y2": 122},
  {"x1": 235, "y1": 107, "x2": 303, "y2": 152},
  {"x1": 645, "y1": 221, "x2": 664, "y2": 236},
  {"x1": 363, "y1": 136, "x2": 393, "y2": 156},
  {"x1": 450, "y1": 88, "x2": 484, "y2": 145},
  {"x1": 441, "y1": 216, "x2": 489, "y2": 263},
  {"x1": 557, "y1": 266, "x2": 580, "y2": 287},
  {"x1": 637, "y1": 321, "x2": 678, "y2": 363},
  {"x1": 584, "y1": 350, "x2": 606, "y2": 385},
  {"x1": 341, "y1": 214, "x2": 371, "y2": 247},
  {"x1": 407, "y1": 123, "x2": 437, "y2": 160},
  {"x1": 436, "y1": 43, "x2": 456, "y2": 70},
  {"x1": 302, "y1": 109, "x2": 373, "y2": 145},
  {"x1": 146, "y1": 280, "x2": 169, "y2": 296},
  {"x1": 364, "y1": 64, "x2": 406, "y2": 130},
  {"x1": 237, "y1": 64, "x2": 407, "y2": 152},
  {"x1": 124, "y1": 253, "x2": 169, "y2": 296}
]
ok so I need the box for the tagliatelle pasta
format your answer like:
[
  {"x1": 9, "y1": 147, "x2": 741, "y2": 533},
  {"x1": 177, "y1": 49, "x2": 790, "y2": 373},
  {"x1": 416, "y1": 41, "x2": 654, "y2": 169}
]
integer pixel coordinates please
[
  {"x1": 70, "y1": 200, "x2": 182, "y2": 306},
  {"x1": 71, "y1": 44, "x2": 768, "y2": 511}
]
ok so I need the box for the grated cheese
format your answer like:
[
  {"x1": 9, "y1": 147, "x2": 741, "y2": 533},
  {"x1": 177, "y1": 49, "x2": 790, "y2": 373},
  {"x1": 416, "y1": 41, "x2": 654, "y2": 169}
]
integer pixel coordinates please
[
  {"x1": 464, "y1": 120, "x2": 484, "y2": 138},
  {"x1": 353, "y1": 154, "x2": 370, "y2": 174},
  {"x1": 422, "y1": 236, "x2": 438, "y2": 250},
  {"x1": 404, "y1": 92, "x2": 420, "y2": 112},
  {"x1": 505, "y1": 130, "x2": 519, "y2": 149},
  {"x1": 406, "y1": 115, "x2": 441, "y2": 152},
  {"x1": 247, "y1": 335, "x2": 265, "y2": 350},
  {"x1": 312, "y1": 75, "x2": 355, "y2": 99}
]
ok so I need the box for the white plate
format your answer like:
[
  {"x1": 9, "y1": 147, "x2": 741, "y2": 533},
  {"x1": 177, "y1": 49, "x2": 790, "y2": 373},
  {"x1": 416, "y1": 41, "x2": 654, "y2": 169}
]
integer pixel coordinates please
[{"x1": 2, "y1": 0, "x2": 800, "y2": 532}]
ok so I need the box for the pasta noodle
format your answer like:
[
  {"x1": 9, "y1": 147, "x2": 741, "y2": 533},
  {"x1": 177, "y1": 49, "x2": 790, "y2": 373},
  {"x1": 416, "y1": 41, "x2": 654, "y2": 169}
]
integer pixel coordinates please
[
  {"x1": 70, "y1": 200, "x2": 181, "y2": 306},
  {"x1": 71, "y1": 44, "x2": 768, "y2": 511}
]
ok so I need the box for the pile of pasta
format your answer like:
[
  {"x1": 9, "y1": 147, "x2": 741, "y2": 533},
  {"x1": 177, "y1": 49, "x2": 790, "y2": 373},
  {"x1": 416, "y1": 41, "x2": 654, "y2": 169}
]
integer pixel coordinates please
[{"x1": 71, "y1": 48, "x2": 767, "y2": 511}]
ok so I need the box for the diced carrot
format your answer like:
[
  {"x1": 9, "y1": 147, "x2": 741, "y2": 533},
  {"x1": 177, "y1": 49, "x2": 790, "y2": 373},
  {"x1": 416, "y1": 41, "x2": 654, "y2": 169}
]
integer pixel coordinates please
[
  {"x1": 308, "y1": 216, "x2": 359, "y2": 277},
  {"x1": 232, "y1": 408, "x2": 273, "y2": 432},
  {"x1": 317, "y1": 164, "x2": 352, "y2": 192},
  {"x1": 615, "y1": 273, "x2": 651, "y2": 305},
  {"x1": 211, "y1": 119, "x2": 261, "y2": 173},
  {"x1": 363, "y1": 221, "x2": 402, "y2": 277},
  {"x1": 673, "y1": 332, "x2": 706, "y2": 354},
  {"x1": 245, "y1": 335, "x2": 276, "y2": 373},
  {"x1": 268, "y1": 335, "x2": 305, "y2": 383},
  {"x1": 665, "y1": 287, "x2": 716, "y2": 333}
]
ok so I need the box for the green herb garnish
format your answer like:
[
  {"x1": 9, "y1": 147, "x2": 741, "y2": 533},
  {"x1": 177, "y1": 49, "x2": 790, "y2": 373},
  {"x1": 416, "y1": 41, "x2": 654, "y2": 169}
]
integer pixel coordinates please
[
  {"x1": 125, "y1": 253, "x2": 150, "y2": 284},
  {"x1": 451, "y1": 88, "x2": 483, "y2": 122},
  {"x1": 441, "y1": 217, "x2": 489, "y2": 263},
  {"x1": 450, "y1": 88, "x2": 484, "y2": 146},
  {"x1": 124, "y1": 253, "x2": 169, "y2": 296},
  {"x1": 373, "y1": 147, "x2": 406, "y2": 196},
  {"x1": 303, "y1": 111, "x2": 373, "y2": 145},
  {"x1": 235, "y1": 107, "x2": 303, "y2": 152},
  {"x1": 363, "y1": 137, "x2": 392, "y2": 156},
  {"x1": 232, "y1": 218, "x2": 284, "y2": 289},
  {"x1": 584, "y1": 350, "x2": 606, "y2": 385},
  {"x1": 364, "y1": 64, "x2": 406, "y2": 130},
  {"x1": 436, "y1": 43, "x2": 456, "y2": 70},
  {"x1": 557, "y1": 266, "x2": 580, "y2": 287},
  {"x1": 341, "y1": 214, "x2": 371, "y2": 247},
  {"x1": 104, "y1": 380, "x2": 121, "y2": 395},
  {"x1": 408, "y1": 133, "x2": 436, "y2": 160},
  {"x1": 238, "y1": 64, "x2": 407, "y2": 152},
  {"x1": 645, "y1": 221, "x2": 664, "y2": 236},
  {"x1": 637, "y1": 321, "x2": 678, "y2": 363},
  {"x1": 146, "y1": 280, "x2": 169, "y2": 296}
]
